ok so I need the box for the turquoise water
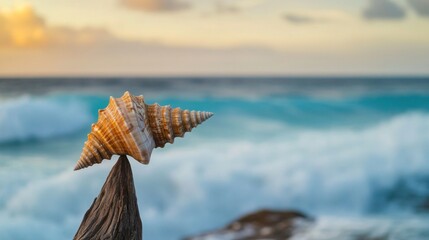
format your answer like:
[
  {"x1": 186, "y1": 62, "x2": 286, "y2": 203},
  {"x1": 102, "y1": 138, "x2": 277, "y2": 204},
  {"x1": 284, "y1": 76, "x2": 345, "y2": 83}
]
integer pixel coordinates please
[{"x1": 0, "y1": 77, "x2": 429, "y2": 239}]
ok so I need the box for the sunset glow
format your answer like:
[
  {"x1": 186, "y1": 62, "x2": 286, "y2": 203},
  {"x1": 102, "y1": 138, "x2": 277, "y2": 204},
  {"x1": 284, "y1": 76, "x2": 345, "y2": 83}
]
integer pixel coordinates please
[{"x1": 1, "y1": 0, "x2": 428, "y2": 75}]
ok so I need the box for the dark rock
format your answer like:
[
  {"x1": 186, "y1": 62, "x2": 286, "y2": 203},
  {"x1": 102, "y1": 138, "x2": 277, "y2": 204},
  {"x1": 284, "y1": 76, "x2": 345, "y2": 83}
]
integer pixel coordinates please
[
  {"x1": 184, "y1": 209, "x2": 313, "y2": 240},
  {"x1": 74, "y1": 155, "x2": 142, "y2": 240}
]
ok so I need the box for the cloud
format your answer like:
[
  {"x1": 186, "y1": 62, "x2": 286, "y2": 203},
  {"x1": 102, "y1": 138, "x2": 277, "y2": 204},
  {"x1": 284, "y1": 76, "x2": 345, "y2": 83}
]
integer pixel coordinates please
[
  {"x1": 283, "y1": 13, "x2": 322, "y2": 24},
  {"x1": 407, "y1": 0, "x2": 429, "y2": 16},
  {"x1": 0, "y1": 5, "x2": 117, "y2": 49},
  {"x1": 120, "y1": 0, "x2": 190, "y2": 12},
  {"x1": 362, "y1": 0, "x2": 406, "y2": 20},
  {"x1": 1, "y1": 5, "x2": 429, "y2": 76},
  {"x1": 214, "y1": 1, "x2": 240, "y2": 14},
  {"x1": 0, "y1": 5, "x2": 289, "y2": 76},
  {"x1": 0, "y1": 5, "x2": 48, "y2": 48}
]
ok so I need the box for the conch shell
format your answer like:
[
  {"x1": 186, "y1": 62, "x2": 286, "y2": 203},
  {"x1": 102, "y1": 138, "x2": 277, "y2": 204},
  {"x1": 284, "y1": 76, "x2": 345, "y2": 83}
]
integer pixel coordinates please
[{"x1": 74, "y1": 91, "x2": 213, "y2": 170}]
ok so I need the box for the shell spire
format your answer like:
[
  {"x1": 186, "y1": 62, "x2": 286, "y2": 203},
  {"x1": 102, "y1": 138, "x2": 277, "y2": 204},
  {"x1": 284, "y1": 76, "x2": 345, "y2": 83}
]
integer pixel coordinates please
[{"x1": 74, "y1": 91, "x2": 213, "y2": 171}]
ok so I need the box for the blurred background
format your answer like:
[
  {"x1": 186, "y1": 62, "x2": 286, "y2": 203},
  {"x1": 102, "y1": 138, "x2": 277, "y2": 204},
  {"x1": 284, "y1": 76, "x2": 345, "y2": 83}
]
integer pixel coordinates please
[{"x1": 1, "y1": 0, "x2": 429, "y2": 240}]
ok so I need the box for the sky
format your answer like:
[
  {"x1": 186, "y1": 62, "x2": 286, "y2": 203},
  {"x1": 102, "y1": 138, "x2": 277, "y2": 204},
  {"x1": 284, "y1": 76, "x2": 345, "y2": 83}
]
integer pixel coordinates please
[{"x1": 0, "y1": 0, "x2": 428, "y2": 76}]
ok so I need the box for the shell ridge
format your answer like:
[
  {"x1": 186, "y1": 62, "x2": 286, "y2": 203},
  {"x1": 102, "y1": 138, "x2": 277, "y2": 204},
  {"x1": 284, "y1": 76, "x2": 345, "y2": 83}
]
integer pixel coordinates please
[
  {"x1": 124, "y1": 94, "x2": 153, "y2": 163},
  {"x1": 119, "y1": 94, "x2": 145, "y2": 159},
  {"x1": 105, "y1": 98, "x2": 134, "y2": 153},
  {"x1": 90, "y1": 133, "x2": 111, "y2": 160},
  {"x1": 162, "y1": 105, "x2": 174, "y2": 144}
]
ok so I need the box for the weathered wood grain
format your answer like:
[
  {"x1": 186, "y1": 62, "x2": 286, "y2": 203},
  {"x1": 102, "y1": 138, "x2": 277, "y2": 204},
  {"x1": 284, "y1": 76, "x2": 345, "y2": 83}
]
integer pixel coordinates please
[{"x1": 74, "y1": 155, "x2": 142, "y2": 240}]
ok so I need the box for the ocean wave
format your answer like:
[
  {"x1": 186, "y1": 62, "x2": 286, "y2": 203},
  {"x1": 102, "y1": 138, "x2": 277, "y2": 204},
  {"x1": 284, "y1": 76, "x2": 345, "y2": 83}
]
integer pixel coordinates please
[
  {"x1": 0, "y1": 96, "x2": 93, "y2": 144},
  {"x1": 1, "y1": 112, "x2": 429, "y2": 239},
  {"x1": 2, "y1": 92, "x2": 429, "y2": 145}
]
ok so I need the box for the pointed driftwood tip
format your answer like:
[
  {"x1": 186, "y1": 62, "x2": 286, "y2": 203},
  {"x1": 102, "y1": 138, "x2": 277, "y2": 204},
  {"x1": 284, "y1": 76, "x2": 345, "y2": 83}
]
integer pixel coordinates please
[{"x1": 74, "y1": 155, "x2": 142, "y2": 240}]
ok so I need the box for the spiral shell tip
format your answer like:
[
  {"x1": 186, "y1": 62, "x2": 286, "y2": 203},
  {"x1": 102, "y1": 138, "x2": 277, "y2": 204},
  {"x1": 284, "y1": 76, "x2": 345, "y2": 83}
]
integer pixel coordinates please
[{"x1": 74, "y1": 164, "x2": 82, "y2": 171}]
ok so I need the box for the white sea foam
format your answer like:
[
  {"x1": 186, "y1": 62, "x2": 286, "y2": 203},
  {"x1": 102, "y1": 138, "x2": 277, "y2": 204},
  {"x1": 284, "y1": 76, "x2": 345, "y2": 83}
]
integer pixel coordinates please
[
  {"x1": 0, "y1": 96, "x2": 92, "y2": 143},
  {"x1": 1, "y1": 112, "x2": 429, "y2": 239},
  {"x1": 290, "y1": 215, "x2": 429, "y2": 240}
]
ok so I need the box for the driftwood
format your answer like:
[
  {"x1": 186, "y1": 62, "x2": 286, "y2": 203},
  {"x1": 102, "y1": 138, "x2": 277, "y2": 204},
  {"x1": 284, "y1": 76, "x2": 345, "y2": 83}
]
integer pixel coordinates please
[{"x1": 74, "y1": 155, "x2": 142, "y2": 240}]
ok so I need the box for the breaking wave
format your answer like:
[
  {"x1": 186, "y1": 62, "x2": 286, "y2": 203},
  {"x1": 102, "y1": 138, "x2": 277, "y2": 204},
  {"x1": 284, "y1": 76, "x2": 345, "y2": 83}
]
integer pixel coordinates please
[
  {"x1": 0, "y1": 95, "x2": 98, "y2": 144},
  {"x1": 1, "y1": 111, "x2": 429, "y2": 239}
]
